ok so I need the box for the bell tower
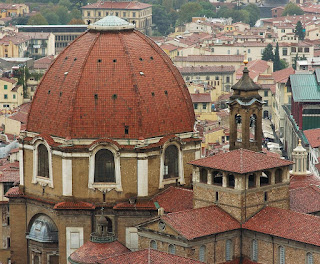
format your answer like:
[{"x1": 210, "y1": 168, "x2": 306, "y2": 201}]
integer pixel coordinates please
[{"x1": 229, "y1": 61, "x2": 263, "y2": 152}]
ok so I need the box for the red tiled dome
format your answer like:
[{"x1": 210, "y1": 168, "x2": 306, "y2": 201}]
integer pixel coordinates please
[{"x1": 27, "y1": 18, "x2": 194, "y2": 140}]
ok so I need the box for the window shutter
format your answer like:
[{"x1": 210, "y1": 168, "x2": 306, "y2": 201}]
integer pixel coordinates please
[
  {"x1": 279, "y1": 246, "x2": 285, "y2": 264},
  {"x1": 226, "y1": 240, "x2": 232, "y2": 261},
  {"x1": 199, "y1": 245, "x2": 206, "y2": 262},
  {"x1": 169, "y1": 244, "x2": 175, "y2": 255},
  {"x1": 252, "y1": 239, "x2": 258, "y2": 261},
  {"x1": 307, "y1": 253, "x2": 313, "y2": 264},
  {"x1": 150, "y1": 240, "x2": 157, "y2": 250}
]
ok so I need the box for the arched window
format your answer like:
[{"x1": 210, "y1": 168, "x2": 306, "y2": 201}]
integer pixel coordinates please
[
  {"x1": 164, "y1": 145, "x2": 179, "y2": 179},
  {"x1": 252, "y1": 239, "x2": 258, "y2": 261},
  {"x1": 226, "y1": 239, "x2": 233, "y2": 261},
  {"x1": 279, "y1": 246, "x2": 285, "y2": 264},
  {"x1": 306, "y1": 252, "x2": 313, "y2": 264},
  {"x1": 37, "y1": 144, "x2": 49, "y2": 178},
  {"x1": 168, "y1": 244, "x2": 176, "y2": 254},
  {"x1": 212, "y1": 171, "x2": 223, "y2": 186},
  {"x1": 228, "y1": 174, "x2": 235, "y2": 188},
  {"x1": 275, "y1": 168, "x2": 282, "y2": 184},
  {"x1": 94, "y1": 149, "x2": 115, "y2": 182},
  {"x1": 261, "y1": 171, "x2": 271, "y2": 186},
  {"x1": 235, "y1": 114, "x2": 242, "y2": 141},
  {"x1": 34, "y1": 255, "x2": 40, "y2": 264},
  {"x1": 199, "y1": 245, "x2": 206, "y2": 262},
  {"x1": 200, "y1": 168, "x2": 208, "y2": 183},
  {"x1": 105, "y1": 216, "x2": 113, "y2": 233},
  {"x1": 250, "y1": 114, "x2": 257, "y2": 141},
  {"x1": 248, "y1": 173, "x2": 256, "y2": 188},
  {"x1": 150, "y1": 240, "x2": 157, "y2": 249}
]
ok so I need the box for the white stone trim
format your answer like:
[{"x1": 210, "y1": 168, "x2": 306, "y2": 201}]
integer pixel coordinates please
[
  {"x1": 32, "y1": 139, "x2": 54, "y2": 188},
  {"x1": 137, "y1": 159, "x2": 148, "y2": 197},
  {"x1": 159, "y1": 141, "x2": 184, "y2": 189},
  {"x1": 24, "y1": 131, "x2": 196, "y2": 147},
  {"x1": 19, "y1": 149, "x2": 24, "y2": 186},
  {"x1": 66, "y1": 227, "x2": 83, "y2": 263},
  {"x1": 62, "y1": 159, "x2": 72, "y2": 196},
  {"x1": 88, "y1": 145, "x2": 122, "y2": 192}
]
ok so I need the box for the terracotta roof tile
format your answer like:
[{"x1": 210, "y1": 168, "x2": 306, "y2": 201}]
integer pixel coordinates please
[
  {"x1": 174, "y1": 55, "x2": 244, "y2": 63},
  {"x1": 178, "y1": 65, "x2": 234, "y2": 74},
  {"x1": 189, "y1": 149, "x2": 293, "y2": 174},
  {"x1": 102, "y1": 248, "x2": 204, "y2": 263},
  {"x1": 290, "y1": 174, "x2": 320, "y2": 189},
  {"x1": 0, "y1": 77, "x2": 17, "y2": 84},
  {"x1": 272, "y1": 67, "x2": 295, "y2": 83},
  {"x1": 236, "y1": 60, "x2": 270, "y2": 80},
  {"x1": 114, "y1": 187, "x2": 193, "y2": 212},
  {"x1": 152, "y1": 186, "x2": 193, "y2": 212},
  {"x1": 27, "y1": 28, "x2": 194, "y2": 140},
  {"x1": 243, "y1": 206, "x2": 320, "y2": 246},
  {"x1": 69, "y1": 240, "x2": 130, "y2": 263},
  {"x1": 161, "y1": 205, "x2": 240, "y2": 240},
  {"x1": 82, "y1": 1, "x2": 151, "y2": 10},
  {"x1": 54, "y1": 201, "x2": 95, "y2": 210},
  {"x1": 290, "y1": 185, "x2": 320, "y2": 214},
  {"x1": 190, "y1": 93, "x2": 211, "y2": 103},
  {"x1": 304, "y1": 128, "x2": 320, "y2": 148},
  {"x1": 5, "y1": 186, "x2": 24, "y2": 197}
]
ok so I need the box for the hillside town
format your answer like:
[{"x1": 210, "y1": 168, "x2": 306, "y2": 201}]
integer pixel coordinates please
[{"x1": 0, "y1": 0, "x2": 317, "y2": 263}]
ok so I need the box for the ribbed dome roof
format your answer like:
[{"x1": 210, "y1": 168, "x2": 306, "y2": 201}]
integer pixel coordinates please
[{"x1": 27, "y1": 17, "x2": 195, "y2": 140}]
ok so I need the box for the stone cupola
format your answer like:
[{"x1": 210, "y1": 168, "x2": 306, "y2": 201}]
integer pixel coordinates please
[{"x1": 291, "y1": 140, "x2": 308, "y2": 175}]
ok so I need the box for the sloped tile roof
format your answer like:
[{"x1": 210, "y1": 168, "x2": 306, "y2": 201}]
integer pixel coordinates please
[
  {"x1": 304, "y1": 128, "x2": 320, "y2": 148},
  {"x1": 113, "y1": 186, "x2": 193, "y2": 213},
  {"x1": 189, "y1": 149, "x2": 293, "y2": 174},
  {"x1": 82, "y1": 1, "x2": 151, "y2": 10},
  {"x1": 290, "y1": 185, "x2": 320, "y2": 214},
  {"x1": 178, "y1": 65, "x2": 235, "y2": 74},
  {"x1": 54, "y1": 201, "x2": 95, "y2": 210},
  {"x1": 190, "y1": 93, "x2": 211, "y2": 103},
  {"x1": 272, "y1": 67, "x2": 294, "y2": 83},
  {"x1": 243, "y1": 206, "x2": 320, "y2": 246},
  {"x1": 69, "y1": 240, "x2": 130, "y2": 264},
  {"x1": 5, "y1": 186, "x2": 24, "y2": 197},
  {"x1": 102, "y1": 248, "x2": 204, "y2": 263},
  {"x1": 152, "y1": 186, "x2": 193, "y2": 213},
  {"x1": 174, "y1": 55, "x2": 244, "y2": 63},
  {"x1": 0, "y1": 161, "x2": 19, "y2": 183},
  {"x1": 290, "y1": 174, "x2": 320, "y2": 189},
  {"x1": 161, "y1": 205, "x2": 240, "y2": 240}
]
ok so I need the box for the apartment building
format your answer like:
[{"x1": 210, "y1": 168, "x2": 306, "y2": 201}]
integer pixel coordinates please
[{"x1": 82, "y1": 1, "x2": 152, "y2": 35}]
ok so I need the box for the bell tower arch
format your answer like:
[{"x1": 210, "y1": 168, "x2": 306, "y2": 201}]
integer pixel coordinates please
[{"x1": 229, "y1": 61, "x2": 264, "y2": 152}]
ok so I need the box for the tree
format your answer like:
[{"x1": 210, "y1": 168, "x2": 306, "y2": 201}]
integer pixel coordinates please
[
  {"x1": 295, "y1": 21, "x2": 305, "y2": 40},
  {"x1": 262, "y1": 43, "x2": 274, "y2": 62},
  {"x1": 44, "y1": 12, "x2": 60, "y2": 25},
  {"x1": 68, "y1": 18, "x2": 85, "y2": 25},
  {"x1": 152, "y1": 5, "x2": 171, "y2": 35},
  {"x1": 55, "y1": 6, "x2": 71, "y2": 24},
  {"x1": 177, "y1": 2, "x2": 202, "y2": 25},
  {"x1": 273, "y1": 42, "x2": 281, "y2": 72},
  {"x1": 282, "y1": 3, "x2": 304, "y2": 16},
  {"x1": 244, "y1": 3, "x2": 260, "y2": 27},
  {"x1": 59, "y1": 0, "x2": 72, "y2": 9},
  {"x1": 28, "y1": 14, "x2": 48, "y2": 25}
]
